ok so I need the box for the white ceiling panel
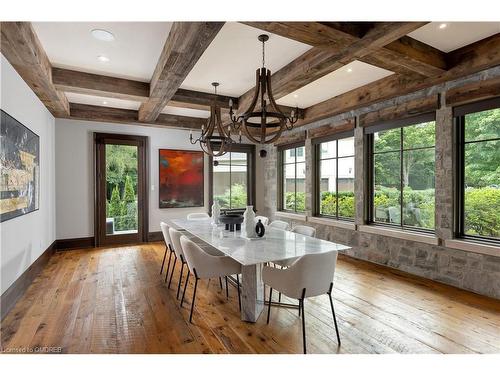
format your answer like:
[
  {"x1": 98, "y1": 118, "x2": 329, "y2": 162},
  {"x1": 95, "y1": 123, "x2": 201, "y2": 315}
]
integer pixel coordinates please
[
  {"x1": 32, "y1": 22, "x2": 172, "y2": 81},
  {"x1": 408, "y1": 22, "x2": 500, "y2": 52},
  {"x1": 66, "y1": 92, "x2": 140, "y2": 110},
  {"x1": 278, "y1": 60, "x2": 394, "y2": 108},
  {"x1": 161, "y1": 106, "x2": 209, "y2": 118},
  {"x1": 66, "y1": 93, "x2": 209, "y2": 118},
  {"x1": 180, "y1": 22, "x2": 312, "y2": 97}
]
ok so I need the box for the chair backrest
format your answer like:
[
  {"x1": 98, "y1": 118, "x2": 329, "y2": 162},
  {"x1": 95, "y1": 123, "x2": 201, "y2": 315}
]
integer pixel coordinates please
[
  {"x1": 288, "y1": 250, "x2": 338, "y2": 298},
  {"x1": 180, "y1": 235, "x2": 221, "y2": 278},
  {"x1": 292, "y1": 225, "x2": 316, "y2": 238},
  {"x1": 168, "y1": 227, "x2": 185, "y2": 259},
  {"x1": 187, "y1": 212, "x2": 210, "y2": 220},
  {"x1": 160, "y1": 222, "x2": 171, "y2": 248},
  {"x1": 254, "y1": 215, "x2": 269, "y2": 226},
  {"x1": 269, "y1": 220, "x2": 290, "y2": 230}
]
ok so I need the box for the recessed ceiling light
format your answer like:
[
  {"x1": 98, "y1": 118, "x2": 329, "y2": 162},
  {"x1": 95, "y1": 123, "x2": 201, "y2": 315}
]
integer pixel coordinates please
[
  {"x1": 439, "y1": 23, "x2": 448, "y2": 29},
  {"x1": 347, "y1": 68, "x2": 353, "y2": 73},
  {"x1": 102, "y1": 101, "x2": 108, "y2": 105},
  {"x1": 91, "y1": 29, "x2": 115, "y2": 42},
  {"x1": 97, "y1": 55, "x2": 110, "y2": 63},
  {"x1": 293, "y1": 94, "x2": 299, "y2": 99}
]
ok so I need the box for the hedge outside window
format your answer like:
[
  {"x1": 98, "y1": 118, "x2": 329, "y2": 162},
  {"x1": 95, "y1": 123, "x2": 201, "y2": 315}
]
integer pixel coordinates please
[
  {"x1": 280, "y1": 145, "x2": 306, "y2": 212},
  {"x1": 369, "y1": 115, "x2": 436, "y2": 231},
  {"x1": 456, "y1": 99, "x2": 500, "y2": 242},
  {"x1": 213, "y1": 152, "x2": 249, "y2": 210},
  {"x1": 315, "y1": 133, "x2": 355, "y2": 220}
]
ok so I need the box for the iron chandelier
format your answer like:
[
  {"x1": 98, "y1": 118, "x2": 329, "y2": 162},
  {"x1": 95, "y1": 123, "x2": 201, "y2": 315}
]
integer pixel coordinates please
[
  {"x1": 190, "y1": 82, "x2": 240, "y2": 157},
  {"x1": 229, "y1": 34, "x2": 299, "y2": 144}
]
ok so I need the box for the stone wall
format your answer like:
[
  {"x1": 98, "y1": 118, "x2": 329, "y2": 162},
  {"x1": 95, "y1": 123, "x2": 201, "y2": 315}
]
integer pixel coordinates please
[{"x1": 258, "y1": 66, "x2": 500, "y2": 300}]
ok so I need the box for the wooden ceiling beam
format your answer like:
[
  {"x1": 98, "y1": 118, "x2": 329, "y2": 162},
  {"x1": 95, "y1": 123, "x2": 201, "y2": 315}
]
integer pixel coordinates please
[
  {"x1": 0, "y1": 22, "x2": 69, "y2": 117},
  {"x1": 138, "y1": 22, "x2": 224, "y2": 122},
  {"x1": 295, "y1": 33, "x2": 500, "y2": 127},
  {"x1": 67, "y1": 103, "x2": 206, "y2": 130},
  {"x1": 52, "y1": 68, "x2": 238, "y2": 110},
  {"x1": 233, "y1": 22, "x2": 426, "y2": 119},
  {"x1": 242, "y1": 22, "x2": 446, "y2": 78}
]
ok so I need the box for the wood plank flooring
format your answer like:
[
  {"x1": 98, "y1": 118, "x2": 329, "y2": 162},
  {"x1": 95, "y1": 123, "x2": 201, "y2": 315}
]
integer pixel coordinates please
[{"x1": 1, "y1": 243, "x2": 499, "y2": 354}]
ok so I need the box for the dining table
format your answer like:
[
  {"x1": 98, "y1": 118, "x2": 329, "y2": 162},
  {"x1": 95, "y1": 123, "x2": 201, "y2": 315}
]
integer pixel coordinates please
[{"x1": 171, "y1": 218, "x2": 351, "y2": 323}]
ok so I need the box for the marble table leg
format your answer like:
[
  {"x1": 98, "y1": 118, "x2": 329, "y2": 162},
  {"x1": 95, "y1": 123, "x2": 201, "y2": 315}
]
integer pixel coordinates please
[{"x1": 240, "y1": 263, "x2": 264, "y2": 322}]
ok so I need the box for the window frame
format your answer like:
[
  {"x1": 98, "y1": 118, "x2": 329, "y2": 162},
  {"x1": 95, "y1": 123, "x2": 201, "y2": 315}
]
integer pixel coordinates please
[
  {"x1": 454, "y1": 97, "x2": 500, "y2": 244},
  {"x1": 209, "y1": 143, "x2": 256, "y2": 214},
  {"x1": 312, "y1": 130, "x2": 355, "y2": 221},
  {"x1": 366, "y1": 112, "x2": 437, "y2": 234},
  {"x1": 277, "y1": 141, "x2": 306, "y2": 213}
]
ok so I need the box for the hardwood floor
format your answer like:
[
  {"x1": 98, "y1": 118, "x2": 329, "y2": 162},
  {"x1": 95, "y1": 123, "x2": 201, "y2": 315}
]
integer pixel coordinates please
[{"x1": 1, "y1": 243, "x2": 499, "y2": 354}]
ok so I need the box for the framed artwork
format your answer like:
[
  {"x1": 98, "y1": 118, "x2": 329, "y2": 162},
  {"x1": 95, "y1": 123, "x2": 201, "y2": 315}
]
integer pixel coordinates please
[
  {"x1": 159, "y1": 149, "x2": 204, "y2": 208},
  {"x1": 1, "y1": 110, "x2": 40, "y2": 222}
]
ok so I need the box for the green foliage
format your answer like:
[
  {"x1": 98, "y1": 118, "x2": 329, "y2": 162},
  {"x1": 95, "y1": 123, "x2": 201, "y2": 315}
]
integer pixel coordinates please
[
  {"x1": 105, "y1": 144, "x2": 137, "y2": 199},
  {"x1": 464, "y1": 187, "x2": 500, "y2": 237},
  {"x1": 285, "y1": 192, "x2": 305, "y2": 212},
  {"x1": 320, "y1": 191, "x2": 355, "y2": 218},
  {"x1": 108, "y1": 185, "x2": 122, "y2": 219},
  {"x1": 214, "y1": 183, "x2": 247, "y2": 210},
  {"x1": 123, "y1": 175, "x2": 135, "y2": 203}
]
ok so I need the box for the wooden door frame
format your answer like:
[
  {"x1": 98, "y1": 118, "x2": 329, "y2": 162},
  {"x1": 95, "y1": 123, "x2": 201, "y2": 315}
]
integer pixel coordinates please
[{"x1": 94, "y1": 133, "x2": 149, "y2": 247}]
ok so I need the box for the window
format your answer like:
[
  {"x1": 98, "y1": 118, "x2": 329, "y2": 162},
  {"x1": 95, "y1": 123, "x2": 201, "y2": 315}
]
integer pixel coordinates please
[
  {"x1": 455, "y1": 98, "x2": 500, "y2": 242},
  {"x1": 314, "y1": 132, "x2": 355, "y2": 220},
  {"x1": 279, "y1": 144, "x2": 306, "y2": 212},
  {"x1": 367, "y1": 114, "x2": 436, "y2": 231},
  {"x1": 211, "y1": 145, "x2": 255, "y2": 211}
]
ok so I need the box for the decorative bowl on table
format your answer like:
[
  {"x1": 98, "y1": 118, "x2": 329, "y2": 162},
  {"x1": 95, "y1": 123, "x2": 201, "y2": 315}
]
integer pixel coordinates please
[{"x1": 218, "y1": 214, "x2": 244, "y2": 232}]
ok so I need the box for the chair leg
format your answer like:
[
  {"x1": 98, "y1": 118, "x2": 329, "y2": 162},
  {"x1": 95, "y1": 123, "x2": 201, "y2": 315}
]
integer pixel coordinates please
[
  {"x1": 219, "y1": 277, "x2": 223, "y2": 290},
  {"x1": 164, "y1": 249, "x2": 173, "y2": 282},
  {"x1": 160, "y1": 245, "x2": 168, "y2": 274},
  {"x1": 298, "y1": 299, "x2": 301, "y2": 317},
  {"x1": 278, "y1": 292, "x2": 282, "y2": 303},
  {"x1": 180, "y1": 270, "x2": 190, "y2": 307},
  {"x1": 236, "y1": 274, "x2": 241, "y2": 311},
  {"x1": 328, "y1": 292, "x2": 341, "y2": 346},
  {"x1": 167, "y1": 256, "x2": 177, "y2": 287},
  {"x1": 300, "y1": 288, "x2": 307, "y2": 354},
  {"x1": 177, "y1": 262, "x2": 185, "y2": 299},
  {"x1": 266, "y1": 287, "x2": 272, "y2": 324},
  {"x1": 189, "y1": 269, "x2": 199, "y2": 323},
  {"x1": 225, "y1": 276, "x2": 229, "y2": 299}
]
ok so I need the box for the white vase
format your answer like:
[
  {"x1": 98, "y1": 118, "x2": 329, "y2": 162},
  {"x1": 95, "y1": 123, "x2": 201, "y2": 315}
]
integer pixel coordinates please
[
  {"x1": 211, "y1": 200, "x2": 221, "y2": 224},
  {"x1": 243, "y1": 205, "x2": 256, "y2": 238}
]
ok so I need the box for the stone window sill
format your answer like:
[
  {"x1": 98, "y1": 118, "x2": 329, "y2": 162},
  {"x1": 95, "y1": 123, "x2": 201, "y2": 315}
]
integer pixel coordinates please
[
  {"x1": 275, "y1": 211, "x2": 307, "y2": 222},
  {"x1": 307, "y1": 216, "x2": 356, "y2": 230},
  {"x1": 444, "y1": 239, "x2": 500, "y2": 257},
  {"x1": 358, "y1": 225, "x2": 439, "y2": 245}
]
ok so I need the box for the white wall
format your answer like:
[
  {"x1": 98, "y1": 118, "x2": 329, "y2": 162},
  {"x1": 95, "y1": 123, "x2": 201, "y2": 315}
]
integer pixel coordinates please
[
  {"x1": 0, "y1": 54, "x2": 56, "y2": 295},
  {"x1": 54, "y1": 118, "x2": 210, "y2": 239}
]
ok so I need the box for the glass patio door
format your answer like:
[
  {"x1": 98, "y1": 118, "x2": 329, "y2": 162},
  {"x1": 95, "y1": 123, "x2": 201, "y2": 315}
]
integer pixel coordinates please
[{"x1": 95, "y1": 133, "x2": 148, "y2": 246}]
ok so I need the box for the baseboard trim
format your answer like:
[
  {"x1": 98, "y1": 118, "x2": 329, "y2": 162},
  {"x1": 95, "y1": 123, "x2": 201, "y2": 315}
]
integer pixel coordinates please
[
  {"x1": 1, "y1": 240, "x2": 56, "y2": 321},
  {"x1": 56, "y1": 236, "x2": 95, "y2": 251},
  {"x1": 148, "y1": 231, "x2": 163, "y2": 242}
]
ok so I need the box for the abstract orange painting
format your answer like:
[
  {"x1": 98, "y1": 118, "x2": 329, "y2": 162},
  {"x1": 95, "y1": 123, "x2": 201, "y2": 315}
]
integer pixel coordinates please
[{"x1": 158, "y1": 149, "x2": 204, "y2": 208}]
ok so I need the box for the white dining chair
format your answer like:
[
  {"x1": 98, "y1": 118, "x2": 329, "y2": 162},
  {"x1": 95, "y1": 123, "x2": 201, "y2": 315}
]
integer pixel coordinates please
[
  {"x1": 168, "y1": 227, "x2": 191, "y2": 301},
  {"x1": 262, "y1": 250, "x2": 341, "y2": 354},
  {"x1": 254, "y1": 215, "x2": 269, "y2": 226},
  {"x1": 160, "y1": 222, "x2": 175, "y2": 282},
  {"x1": 179, "y1": 236, "x2": 242, "y2": 323},
  {"x1": 187, "y1": 212, "x2": 210, "y2": 220},
  {"x1": 268, "y1": 220, "x2": 290, "y2": 230},
  {"x1": 292, "y1": 225, "x2": 316, "y2": 238}
]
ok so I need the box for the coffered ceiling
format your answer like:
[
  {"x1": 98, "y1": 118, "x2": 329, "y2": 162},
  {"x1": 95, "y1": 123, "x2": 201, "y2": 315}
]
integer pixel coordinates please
[{"x1": 2, "y1": 21, "x2": 499, "y2": 130}]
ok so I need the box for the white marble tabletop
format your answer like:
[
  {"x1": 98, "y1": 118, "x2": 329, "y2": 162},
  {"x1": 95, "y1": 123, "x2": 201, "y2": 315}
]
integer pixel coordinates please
[{"x1": 171, "y1": 218, "x2": 351, "y2": 266}]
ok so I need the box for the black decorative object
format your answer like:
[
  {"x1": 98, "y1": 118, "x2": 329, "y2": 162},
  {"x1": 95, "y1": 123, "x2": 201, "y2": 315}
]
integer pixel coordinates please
[
  {"x1": 255, "y1": 219, "x2": 266, "y2": 237},
  {"x1": 219, "y1": 213, "x2": 244, "y2": 232},
  {"x1": 259, "y1": 149, "x2": 267, "y2": 158}
]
